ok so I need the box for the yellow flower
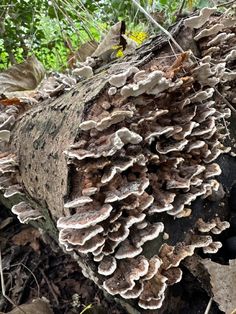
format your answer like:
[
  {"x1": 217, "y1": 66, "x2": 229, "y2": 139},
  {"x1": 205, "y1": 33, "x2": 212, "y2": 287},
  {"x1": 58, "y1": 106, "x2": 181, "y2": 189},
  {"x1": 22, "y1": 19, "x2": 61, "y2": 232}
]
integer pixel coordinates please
[{"x1": 129, "y1": 31, "x2": 148, "y2": 45}]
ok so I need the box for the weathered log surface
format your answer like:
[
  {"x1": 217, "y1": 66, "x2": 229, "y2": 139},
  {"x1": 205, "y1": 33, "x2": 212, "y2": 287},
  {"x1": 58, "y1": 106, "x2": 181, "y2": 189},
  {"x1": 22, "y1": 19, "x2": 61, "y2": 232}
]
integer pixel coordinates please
[
  {"x1": 1, "y1": 11, "x2": 236, "y2": 313},
  {"x1": 9, "y1": 18, "x2": 191, "y2": 219}
]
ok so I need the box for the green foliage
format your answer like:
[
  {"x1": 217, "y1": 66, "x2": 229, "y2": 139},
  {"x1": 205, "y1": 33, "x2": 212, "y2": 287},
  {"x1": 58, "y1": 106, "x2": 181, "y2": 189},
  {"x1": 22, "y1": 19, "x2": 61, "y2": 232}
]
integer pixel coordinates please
[
  {"x1": 0, "y1": 0, "x2": 103, "y2": 70},
  {"x1": 0, "y1": 0, "x2": 215, "y2": 71}
]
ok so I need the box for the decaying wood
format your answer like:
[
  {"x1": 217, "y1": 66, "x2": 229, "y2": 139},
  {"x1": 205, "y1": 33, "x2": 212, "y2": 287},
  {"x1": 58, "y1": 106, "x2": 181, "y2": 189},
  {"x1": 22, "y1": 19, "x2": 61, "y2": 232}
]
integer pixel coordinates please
[{"x1": 1, "y1": 11, "x2": 236, "y2": 313}]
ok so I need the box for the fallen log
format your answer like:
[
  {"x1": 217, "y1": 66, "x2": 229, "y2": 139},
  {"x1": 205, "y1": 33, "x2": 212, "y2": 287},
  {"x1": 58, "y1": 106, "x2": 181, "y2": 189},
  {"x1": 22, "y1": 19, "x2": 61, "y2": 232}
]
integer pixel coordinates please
[{"x1": 0, "y1": 8, "x2": 236, "y2": 313}]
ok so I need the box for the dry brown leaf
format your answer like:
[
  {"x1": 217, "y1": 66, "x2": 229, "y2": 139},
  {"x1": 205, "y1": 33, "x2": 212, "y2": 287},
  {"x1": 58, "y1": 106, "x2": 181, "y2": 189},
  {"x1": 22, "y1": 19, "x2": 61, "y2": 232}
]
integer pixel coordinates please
[
  {"x1": 166, "y1": 51, "x2": 189, "y2": 79},
  {"x1": 92, "y1": 21, "x2": 126, "y2": 61},
  {"x1": 0, "y1": 55, "x2": 45, "y2": 94},
  {"x1": 0, "y1": 298, "x2": 54, "y2": 314},
  {"x1": 12, "y1": 227, "x2": 41, "y2": 253},
  {"x1": 0, "y1": 97, "x2": 22, "y2": 106},
  {"x1": 76, "y1": 40, "x2": 98, "y2": 62},
  {"x1": 67, "y1": 40, "x2": 98, "y2": 68},
  {"x1": 201, "y1": 258, "x2": 236, "y2": 314}
]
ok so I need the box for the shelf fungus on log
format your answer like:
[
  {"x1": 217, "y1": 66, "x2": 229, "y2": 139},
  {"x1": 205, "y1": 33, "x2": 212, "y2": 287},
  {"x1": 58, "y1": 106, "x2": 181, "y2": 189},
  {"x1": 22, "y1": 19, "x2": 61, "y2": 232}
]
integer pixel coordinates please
[
  {"x1": 1, "y1": 8, "x2": 236, "y2": 312},
  {"x1": 0, "y1": 94, "x2": 46, "y2": 226},
  {"x1": 11, "y1": 201, "x2": 44, "y2": 223}
]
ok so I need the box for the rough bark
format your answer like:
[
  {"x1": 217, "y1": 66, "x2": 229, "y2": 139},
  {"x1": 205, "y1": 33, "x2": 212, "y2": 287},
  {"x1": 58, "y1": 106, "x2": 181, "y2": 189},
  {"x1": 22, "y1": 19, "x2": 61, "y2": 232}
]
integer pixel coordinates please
[{"x1": 4, "y1": 20, "x2": 191, "y2": 230}]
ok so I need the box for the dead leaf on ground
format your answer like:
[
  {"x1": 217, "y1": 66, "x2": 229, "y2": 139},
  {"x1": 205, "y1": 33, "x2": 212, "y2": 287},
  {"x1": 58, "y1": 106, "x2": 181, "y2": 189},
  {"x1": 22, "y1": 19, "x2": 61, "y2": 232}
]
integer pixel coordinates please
[
  {"x1": 12, "y1": 227, "x2": 41, "y2": 253},
  {"x1": 0, "y1": 298, "x2": 54, "y2": 314},
  {"x1": 201, "y1": 258, "x2": 236, "y2": 314}
]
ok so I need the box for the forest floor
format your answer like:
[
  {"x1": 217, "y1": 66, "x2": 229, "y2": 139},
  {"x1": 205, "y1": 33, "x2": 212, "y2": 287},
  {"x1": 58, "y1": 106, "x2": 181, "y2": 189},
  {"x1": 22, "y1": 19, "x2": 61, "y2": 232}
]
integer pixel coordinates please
[
  {"x1": 0, "y1": 206, "x2": 126, "y2": 314},
  {"x1": 0, "y1": 205, "x2": 225, "y2": 314}
]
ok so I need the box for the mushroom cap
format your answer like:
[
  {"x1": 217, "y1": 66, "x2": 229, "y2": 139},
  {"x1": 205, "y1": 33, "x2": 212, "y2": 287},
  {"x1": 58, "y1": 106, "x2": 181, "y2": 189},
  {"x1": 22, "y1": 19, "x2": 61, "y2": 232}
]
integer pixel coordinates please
[
  {"x1": 203, "y1": 241, "x2": 222, "y2": 254},
  {"x1": 57, "y1": 204, "x2": 113, "y2": 229},
  {"x1": 11, "y1": 202, "x2": 43, "y2": 223},
  {"x1": 0, "y1": 130, "x2": 11, "y2": 142},
  {"x1": 120, "y1": 282, "x2": 144, "y2": 299},
  {"x1": 131, "y1": 222, "x2": 164, "y2": 248},
  {"x1": 109, "y1": 66, "x2": 139, "y2": 88},
  {"x1": 98, "y1": 256, "x2": 117, "y2": 276},
  {"x1": 138, "y1": 272, "x2": 167, "y2": 309},
  {"x1": 184, "y1": 7, "x2": 216, "y2": 29},
  {"x1": 115, "y1": 239, "x2": 143, "y2": 259},
  {"x1": 72, "y1": 65, "x2": 93, "y2": 78},
  {"x1": 103, "y1": 256, "x2": 149, "y2": 295},
  {"x1": 59, "y1": 225, "x2": 104, "y2": 246},
  {"x1": 4, "y1": 184, "x2": 23, "y2": 198},
  {"x1": 64, "y1": 196, "x2": 93, "y2": 208}
]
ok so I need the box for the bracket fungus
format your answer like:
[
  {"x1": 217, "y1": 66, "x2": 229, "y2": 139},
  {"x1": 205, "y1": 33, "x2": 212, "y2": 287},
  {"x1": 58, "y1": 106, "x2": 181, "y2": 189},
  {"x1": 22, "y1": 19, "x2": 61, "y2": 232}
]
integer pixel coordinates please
[
  {"x1": 184, "y1": 7, "x2": 216, "y2": 29},
  {"x1": 1, "y1": 9, "x2": 236, "y2": 313},
  {"x1": 11, "y1": 202, "x2": 44, "y2": 224},
  {"x1": 109, "y1": 66, "x2": 139, "y2": 88},
  {"x1": 0, "y1": 130, "x2": 11, "y2": 142},
  {"x1": 59, "y1": 28, "x2": 234, "y2": 307},
  {"x1": 61, "y1": 11, "x2": 236, "y2": 308},
  {"x1": 72, "y1": 65, "x2": 94, "y2": 79}
]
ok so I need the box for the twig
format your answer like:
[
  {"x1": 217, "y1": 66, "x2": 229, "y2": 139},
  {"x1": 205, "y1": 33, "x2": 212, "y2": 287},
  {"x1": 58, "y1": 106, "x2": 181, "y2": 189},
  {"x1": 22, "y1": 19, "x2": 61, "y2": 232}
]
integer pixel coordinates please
[
  {"x1": 11, "y1": 262, "x2": 40, "y2": 298},
  {"x1": 217, "y1": 0, "x2": 236, "y2": 7},
  {"x1": 214, "y1": 88, "x2": 236, "y2": 114},
  {"x1": 210, "y1": 0, "x2": 217, "y2": 6},
  {"x1": 53, "y1": 0, "x2": 93, "y2": 42},
  {"x1": 222, "y1": 116, "x2": 231, "y2": 140},
  {"x1": 40, "y1": 269, "x2": 59, "y2": 305},
  {"x1": 167, "y1": 39, "x2": 178, "y2": 59},
  {"x1": 59, "y1": 0, "x2": 102, "y2": 40},
  {"x1": 204, "y1": 297, "x2": 213, "y2": 314},
  {"x1": 131, "y1": 0, "x2": 185, "y2": 54},
  {"x1": 0, "y1": 249, "x2": 26, "y2": 313},
  {"x1": 177, "y1": 0, "x2": 187, "y2": 16},
  {"x1": 71, "y1": 0, "x2": 106, "y2": 32},
  {"x1": 51, "y1": 0, "x2": 70, "y2": 51}
]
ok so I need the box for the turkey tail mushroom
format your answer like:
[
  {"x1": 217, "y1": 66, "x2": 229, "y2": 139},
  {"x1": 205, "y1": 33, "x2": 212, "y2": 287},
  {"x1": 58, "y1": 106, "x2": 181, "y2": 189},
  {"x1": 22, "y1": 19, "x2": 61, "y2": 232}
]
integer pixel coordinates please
[
  {"x1": 58, "y1": 23, "x2": 234, "y2": 307},
  {"x1": 1, "y1": 9, "x2": 235, "y2": 312}
]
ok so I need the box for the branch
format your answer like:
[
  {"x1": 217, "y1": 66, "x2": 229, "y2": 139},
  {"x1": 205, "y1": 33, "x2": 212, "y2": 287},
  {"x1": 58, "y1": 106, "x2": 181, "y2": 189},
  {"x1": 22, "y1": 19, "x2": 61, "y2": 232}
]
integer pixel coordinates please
[{"x1": 216, "y1": 0, "x2": 236, "y2": 7}]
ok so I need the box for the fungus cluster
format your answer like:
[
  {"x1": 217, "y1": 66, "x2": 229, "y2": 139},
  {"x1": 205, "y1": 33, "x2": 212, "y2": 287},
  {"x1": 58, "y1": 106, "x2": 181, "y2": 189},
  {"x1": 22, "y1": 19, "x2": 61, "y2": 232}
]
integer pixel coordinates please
[
  {"x1": 1, "y1": 7, "x2": 235, "y2": 311},
  {"x1": 54, "y1": 9, "x2": 236, "y2": 310},
  {"x1": 0, "y1": 104, "x2": 19, "y2": 195},
  {"x1": 0, "y1": 101, "x2": 45, "y2": 223}
]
